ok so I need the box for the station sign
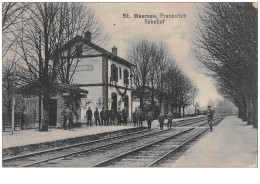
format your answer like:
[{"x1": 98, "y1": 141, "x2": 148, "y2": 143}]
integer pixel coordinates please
[
  {"x1": 80, "y1": 93, "x2": 87, "y2": 98},
  {"x1": 62, "y1": 92, "x2": 70, "y2": 97}
]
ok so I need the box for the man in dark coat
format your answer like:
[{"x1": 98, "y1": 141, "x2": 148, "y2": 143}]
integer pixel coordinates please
[
  {"x1": 61, "y1": 104, "x2": 68, "y2": 130},
  {"x1": 139, "y1": 109, "x2": 144, "y2": 127},
  {"x1": 94, "y1": 108, "x2": 100, "y2": 126},
  {"x1": 146, "y1": 111, "x2": 153, "y2": 131},
  {"x1": 117, "y1": 108, "x2": 122, "y2": 126},
  {"x1": 110, "y1": 110, "x2": 115, "y2": 125},
  {"x1": 122, "y1": 107, "x2": 128, "y2": 126},
  {"x1": 86, "y1": 107, "x2": 93, "y2": 126},
  {"x1": 100, "y1": 107, "x2": 106, "y2": 126},
  {"x1": 158, "y1": 112, "x2": 165, "y2": 130},
  {"x1": 133, "y1": 108, "x2": 138, "y2": 127},
  {"x1": 167, "y1": 111, "x2": 174, "y2": 130},
  {"x1": 105, "y1": 109, "x2": 110, "y2": 126},
  {"x1": 68, "y1": 107, "x2": 74, "y2": 131},
  {"x1": 207, "y1": 106, "x2": 214, "y2": 131}
]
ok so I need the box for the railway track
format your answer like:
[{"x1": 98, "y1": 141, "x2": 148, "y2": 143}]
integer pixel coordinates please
[
  {"x1": 2, "y1": 116, "x2": 225, "y2": 167},
  {"x1": 91, "y1": 116, "x2": 224, "y2": 167}
]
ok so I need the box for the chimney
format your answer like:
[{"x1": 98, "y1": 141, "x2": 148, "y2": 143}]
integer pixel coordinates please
[
  {"x1": 84, "y1": 31, "x2": 91, "y2": 42},
  {"x1": 112, "y1": 46, "x2": 117, "y2": 56}
]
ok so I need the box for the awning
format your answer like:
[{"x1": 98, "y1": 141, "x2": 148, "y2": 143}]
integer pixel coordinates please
[{"x1": 14, "y1": 82, "x2": 88, "y2": 94}]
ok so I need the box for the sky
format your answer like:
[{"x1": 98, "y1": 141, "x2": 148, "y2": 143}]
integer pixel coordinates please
[{"x1": 89, "y1": 2, "x2": 223, "y2": 107}]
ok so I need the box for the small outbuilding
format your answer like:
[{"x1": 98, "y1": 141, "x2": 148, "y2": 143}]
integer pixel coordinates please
[{"x1": 14, "y1": 82, "x2": 88, "y2": 129}]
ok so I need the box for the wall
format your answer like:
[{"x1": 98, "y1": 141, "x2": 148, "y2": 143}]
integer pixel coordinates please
[{"x1": 72, "y1": 56, "x2": 102, "y2": 85}]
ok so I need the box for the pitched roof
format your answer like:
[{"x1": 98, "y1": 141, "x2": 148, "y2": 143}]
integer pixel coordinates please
[
  {"x1": 14, "y1": 82, "x2": 88, "y2": 94},
  {"x1": 58, "y1": 35, "x2": 136, "y2": 67}
]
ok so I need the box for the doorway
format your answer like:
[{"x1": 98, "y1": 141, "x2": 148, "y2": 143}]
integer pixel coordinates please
[
  {"x1": 111, "y1": 93, "x2": 117, "y2": 113},
  {"x1": 124, "y1": 95, "x2": 129, "y2": 110},
  {"x1": 49, "y1": 99, "x2": 57, "y2": 126}
]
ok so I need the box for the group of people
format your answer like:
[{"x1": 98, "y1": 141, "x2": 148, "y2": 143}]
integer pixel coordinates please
[
  {"x1": 61, "y1": 104, "x2": 75, "y2": 131},
  {"x1": 86, "y1": 107, "x2": 129, "y2": 126},
  {"x1": 132, "y1": 108, "x2": 145, "y2": 127},
  {"x1": 61, "y1": 104, "x2": 214, "y2": 132},
  {"x1": 132, "y1": 108, "x2": 174, "y2": 131}
]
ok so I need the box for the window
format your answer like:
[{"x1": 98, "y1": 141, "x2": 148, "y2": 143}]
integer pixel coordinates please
[
  {"x1": 123, "y1": 69, "x2": 129, "y2": 86},
  {"x1": 119, "y1": 67, "x2": 122, "y2": 79},
  {"x1": 111, "y1": 64, "x2": 118, "y2": 82}
]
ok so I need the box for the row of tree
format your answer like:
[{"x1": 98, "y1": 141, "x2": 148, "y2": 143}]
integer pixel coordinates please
[
  {"x1": 128, "y1": 39, "x2": 197, "y2": 118},
  {"x1": 195, "y1": 2, "x2": 258, "y2": 128}
]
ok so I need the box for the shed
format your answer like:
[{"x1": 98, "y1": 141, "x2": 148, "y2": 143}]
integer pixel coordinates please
[{"x1": 14, "y1": 82, "x2": 88, "y2": 129}]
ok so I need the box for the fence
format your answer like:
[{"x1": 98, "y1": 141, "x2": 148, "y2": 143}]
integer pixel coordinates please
[{"x1": 2, "y1": 113, "x2": 23, "y2": 132}]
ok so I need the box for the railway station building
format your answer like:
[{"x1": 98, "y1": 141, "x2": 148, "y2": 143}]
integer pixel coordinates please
[{"x1": 58, "y1": 31, "x2": 135, "y2": 120}]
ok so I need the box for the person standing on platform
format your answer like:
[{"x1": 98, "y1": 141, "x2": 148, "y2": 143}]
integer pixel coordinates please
[
  {"x1": 139, "y1": 109, "x2": 144, "y2": 127},
  {"x1": 146, "y1": 111, "x2": 153, "y2": 131},
  {"x1": 61, "y1": 104, "x2": 68, "y2": 130},
  {"x1": 68, "y1": 107, "x2": 74, "y2": 131},
  {"x1": 105, "y1": 109, "x2": 110, "y2": 126},
  {"x1": 133, "y1": 108, "x2": 138, "y2": 127},
  {"x1": 117, "y1": 108, "x2": 122, "y2": 126},
  {"x1": 110, "y1": 110, "x2": 115, "y2": 125},
  {"x1": 158, "y1": 112, "x2": 165, "y2": 130},
  {"x1": 122, "y1": 107, "x2": 128, "y2": 126},
  {"x1": 86, "y1": 107, "x2": 93, "y2": 126},
  {"x1": 94, "y1": 108, "x2": 100, "y2": 126},
  {"x1": 100, "y1": 107, "x2": 105, "y2": 126},
  {"x1": 207, "y1": 105, "x2": 214, "y2": 131},
  {"x1": 167, "y1": 111, "x2": 174, "y2": 130}
]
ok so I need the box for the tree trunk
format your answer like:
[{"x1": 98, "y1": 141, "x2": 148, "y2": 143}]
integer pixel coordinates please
[
  {"x1": 40, "y1": 88, "x2": 50, "y2": 132},
  {"x1": 252, "y1": 97, "x2": 258, "y2": 128},
  {"x1": 238, "y1": 107, "x2": 242, "y2": 119},
  {"x1": 242, "y1": 97, "x2": 247, "y2": 122},
  {"x1": 247, "y1": 98, "x2": 253, "y2": 125},
  {"x1": 182, "y1": 106, "x2": 185, "y2": 118},
  {"x1": 178, "y1": 106, "x2": 181, "y2": 118},
  {"x1": 140, "y1": 93, "x2": 144, "y2": 111}
]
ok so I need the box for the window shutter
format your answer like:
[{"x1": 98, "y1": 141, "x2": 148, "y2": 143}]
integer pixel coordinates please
[{"x1": 115, "y1": 67, "x2": 118, "y2": 82}]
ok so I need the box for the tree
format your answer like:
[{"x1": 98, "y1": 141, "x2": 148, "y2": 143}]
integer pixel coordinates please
[
  {"x1": 195, "y1": 2, "x2": 257, "y2": 128},
  {"x1": 128, "y1": 39, "x2": 155, "y2": 111},
  {"x1": 11, "y1": 2, "x2": 104, "y2": 131},
  {"x1": 2, "y1": 2, "x2": 30, "y2": 57}
]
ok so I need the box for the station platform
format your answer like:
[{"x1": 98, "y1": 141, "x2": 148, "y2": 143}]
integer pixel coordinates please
[
  {"x1": 3, "y1": 125, "x2": 137, "y2": 149},
  {"x1": 3, "y1": 116, "x2": 202, "y2": 149},
  {"x1": 170, "y1": 115, "x2": 258, "y2": 167}
]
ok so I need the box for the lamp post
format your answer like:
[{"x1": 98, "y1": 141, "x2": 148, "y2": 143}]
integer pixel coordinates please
[{"x1": 11, "y1": 92, "x2": 15, "y2": 134}]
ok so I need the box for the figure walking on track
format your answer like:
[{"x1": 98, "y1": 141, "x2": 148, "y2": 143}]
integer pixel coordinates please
[
  {"x1": 167, "y1": 111, "x2": 174, "y2": 130},
  {"x1": 158, "y1": 112, "x2": 165, "y2": 130},
  {"x1": 207, "y1": 105, "x2": 214, "y2": 131},
  {"x1": 146, "y1": 111, "x2": 153, "y2": 131}
]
